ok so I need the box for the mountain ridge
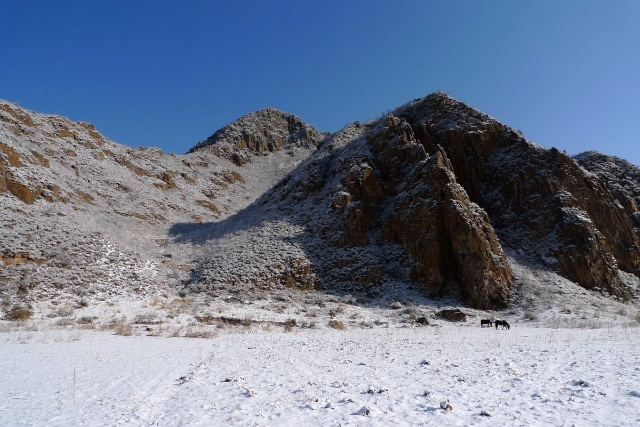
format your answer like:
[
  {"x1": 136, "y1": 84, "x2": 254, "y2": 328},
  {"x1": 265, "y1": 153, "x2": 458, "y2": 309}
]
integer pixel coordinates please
[{"x1": 1, "y1": 94, "x2": 639, "y2": 323}]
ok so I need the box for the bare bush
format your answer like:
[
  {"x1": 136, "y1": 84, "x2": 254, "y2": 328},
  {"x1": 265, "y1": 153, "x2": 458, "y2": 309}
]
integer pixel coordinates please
[
  {"x1": 114, "y1": 321, "x2": 133, "y2": 336},
  {"x1": 133, "y1": 312, "x2": 162, "y2": 325},
  {"x1": 77, "y1": 316, "x2": 93, "y2": 324},
  {"x1": 6, "y1": 308, "x2": 33, "y2": 321},
  {"x1": 47, "y1": 305, "x2": 75, "y2": 318},
  {"x1": 283, "y1": 318, "x2": 296, "y2": 332},
  {"x1": 54, "y1": 317, "x2": 75, "y2": 327},
  {"x1": 328, "y1": 319, "x2": 346, "y2": 330},
  {"x1": 184, "y1": 327, "x2": 216, "y2": 339},
  {"x1": 243, "y1": 314, "x2": 253, "y2": 328},
  {"x1": 329, "y1": 306, "x2": 344, "y2": 317}
]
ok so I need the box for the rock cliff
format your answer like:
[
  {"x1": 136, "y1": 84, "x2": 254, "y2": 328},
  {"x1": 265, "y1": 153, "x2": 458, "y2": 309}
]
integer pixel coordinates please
[{"x1": 395, "y1": 93, "x2": 639, "y2": 299}]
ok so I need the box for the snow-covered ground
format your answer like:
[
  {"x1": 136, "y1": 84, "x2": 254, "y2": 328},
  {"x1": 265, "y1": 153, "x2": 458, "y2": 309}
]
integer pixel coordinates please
[{"x1": 2, "y1": 323, "x2": 639, "y2": 426}]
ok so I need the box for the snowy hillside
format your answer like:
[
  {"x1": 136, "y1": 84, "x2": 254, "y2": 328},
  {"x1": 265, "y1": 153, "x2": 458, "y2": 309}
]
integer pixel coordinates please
[{"x1": 2, "y1": 93, "x2": 640, "y2": 326}]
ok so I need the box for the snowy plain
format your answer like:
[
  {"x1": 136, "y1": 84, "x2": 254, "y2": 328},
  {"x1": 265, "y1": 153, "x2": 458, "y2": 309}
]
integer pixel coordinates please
[{"x1": 2, "y1": 322, "x2": 639, "y2": 426}]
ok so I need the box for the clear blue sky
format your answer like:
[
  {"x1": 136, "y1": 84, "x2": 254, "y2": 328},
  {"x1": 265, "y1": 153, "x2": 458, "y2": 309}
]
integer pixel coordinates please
[{"x1": 2, "y1": 1, "x2": 639, "y2": 165}]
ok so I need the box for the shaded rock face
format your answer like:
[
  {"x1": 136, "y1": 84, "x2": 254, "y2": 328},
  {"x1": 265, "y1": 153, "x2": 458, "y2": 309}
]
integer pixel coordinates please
[
  {"x1": 575, "y1": 151, "x2": 640, "y2": 233},
  {"x1": 188, "y1": 108, "x2": 326, "y2": 165},
  {"x1": 395, "y1": 93, "x2": 640, "y2": 299},
  {"x1": 274, "y1": 115, "x2": 512, "y2": 309},
  {"x1": 370, "y1": 117, "x2": 511, "y2": 308}
]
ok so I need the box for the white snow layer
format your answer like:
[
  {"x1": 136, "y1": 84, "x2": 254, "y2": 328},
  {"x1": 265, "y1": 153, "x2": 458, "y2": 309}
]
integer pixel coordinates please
[{"x1": 1, "y1": 325, "x2": 639, "y2": 426}]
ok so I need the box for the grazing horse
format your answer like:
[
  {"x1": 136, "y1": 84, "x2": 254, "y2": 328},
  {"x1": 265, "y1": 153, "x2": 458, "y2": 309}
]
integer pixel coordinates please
[
  {"x1": 480, "y1": 319, "x2": 493, "y2": 327},
  {"x1": 495, "y1": 320, "x2": 510, "y2": 330}
]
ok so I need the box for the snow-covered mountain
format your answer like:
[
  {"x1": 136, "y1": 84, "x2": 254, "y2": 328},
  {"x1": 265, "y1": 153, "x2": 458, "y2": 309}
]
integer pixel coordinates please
[
  {"x1": 1, "y1": 93, "x2": 639, "y2": 322},
  {"x1": 0, "y1": 99, "x2": 320, "y2": 316}
]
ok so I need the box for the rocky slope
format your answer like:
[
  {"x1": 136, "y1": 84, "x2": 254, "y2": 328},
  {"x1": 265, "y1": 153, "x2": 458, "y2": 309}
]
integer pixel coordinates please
[
  {"x1": 1, "y1": 93, "x2": 639, "y2": 320},
  {"x1": 188, "y1": 108, "x2": 326, "y2": 165},
  {"x1": 0, "y1": 100, "x2": 319, "y2": 315},
  {"x1": 393, "y1": 94, "x2": 640, "y2": 299},
  {"x1": 179, "y1": 93, "x2": 640, "y2": 309}
]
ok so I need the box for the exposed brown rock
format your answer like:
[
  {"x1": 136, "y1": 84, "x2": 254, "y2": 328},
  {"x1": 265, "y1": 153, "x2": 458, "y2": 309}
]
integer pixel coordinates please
[
  {"x1": 76, "y1": 190, "x2": 95, "y2": 204},
  {"x1": 0, "y1": 142, "x2": 24, "y2": 167},
  {"x1": 4, "y1": 171, "x2": 40, "y2": 204},
  {"x1": 196, "y1": 199, "x2": 221, "y2": 216},
  {"x1": 154, "y1": 171, "x2": 179, "y2": 190},
  {"x1": 286, "y1": 114, "x2": 512, "y2": 309},
  {"x1": 395, "y1": 92, "x2": 639, "y2": 299}
]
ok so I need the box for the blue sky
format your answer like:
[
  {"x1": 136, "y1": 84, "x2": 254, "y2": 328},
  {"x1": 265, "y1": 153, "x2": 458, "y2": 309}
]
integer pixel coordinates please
[{"x1": 2, "y1": 1, "x2": 639, "y2": 165}]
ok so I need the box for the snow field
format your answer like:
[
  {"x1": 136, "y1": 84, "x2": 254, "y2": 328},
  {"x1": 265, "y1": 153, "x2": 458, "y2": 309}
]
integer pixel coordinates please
[{"x1": 1, "y1": 325, "x2": 639, "y2": 426}]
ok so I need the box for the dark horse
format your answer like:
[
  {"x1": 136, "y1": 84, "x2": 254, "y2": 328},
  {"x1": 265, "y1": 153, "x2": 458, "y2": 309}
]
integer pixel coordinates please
[
  {"x1": 495, "y1": 320, "x2": 510, "y2": 330},
  {"x1": 480, "y1": 319, "x2": 493, "y2": 327}
]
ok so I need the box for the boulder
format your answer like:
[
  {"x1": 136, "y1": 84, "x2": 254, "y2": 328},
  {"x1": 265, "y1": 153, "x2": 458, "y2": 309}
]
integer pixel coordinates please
[{"x1": 436, "y1": 309, "x2": 467, "y2": 322}]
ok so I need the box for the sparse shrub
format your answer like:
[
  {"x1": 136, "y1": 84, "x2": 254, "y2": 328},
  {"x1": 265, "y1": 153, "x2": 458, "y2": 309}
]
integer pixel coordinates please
[
  {"x1": 415, "y1": 316, "x2": 429, "y2": 325},
  {"x1": 243, "y1": 314, "x2": 253, "y2": 328},
  {"x1": 268, "y1": 302, "x2": 287, "y2": 313},
  {"x1": 6, "y1": 308, "x2": 32, "y2": 321},
  {"x1": 77, "y1": 316, "x2": 93, "y2": 324},
  {"x1": 133, "y1": 312, "x2": 162, "y2": 324},
  {"x1": 184, "y1": 327, "x2": 216, "y2": 339},
  {"x1": 215, "y1": 321, "x2": 227, "y2": 330},
  {"x1": 283, "y1": 318, "x2": 296, "y2": 332},
  {"x1": 305, "y1": 320, "x2": 317, "y2": 329},
  {"x1": 360, "y1": 320, "x2": 374, "y2": 328},
  {"x1": 55, "y1": 317, "x2": 75, "y2": 326},
  {"x1": 329, "y1": 319, "x2": 346, "y2": 330},
  {"x1": 115, "y1": 322, "x2": 133, "y2": 336},
  {"x1": 329, "y1": 306, "x2": 344, "y2": 317},
  {"x1": 48, "y1": 305, "x2": 75, "y2": 318},
  {"x1": 403, "y1": 305, "x2": 421, "y2": 319}
]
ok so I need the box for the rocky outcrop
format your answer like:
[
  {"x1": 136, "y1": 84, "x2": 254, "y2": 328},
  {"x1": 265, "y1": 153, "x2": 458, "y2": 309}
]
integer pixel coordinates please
[
  {"x1": 436, "y1": 309, "x2": 467, "y2": 322},
  {"x1": 369, "y1": 117, "x2": 511, "y2": 308},
  {"x1": 575, "y1": 151, "x2": 640, "y2": 233},
  {"x1": 395, "y1": 92, "x2": 640, "y2": 299},
  {"x1": 271, "y1": 114, "x2": 512, "y2": 309},
  {"x1": 188, "y1": 108, "x2": 326, "y2": 165}
]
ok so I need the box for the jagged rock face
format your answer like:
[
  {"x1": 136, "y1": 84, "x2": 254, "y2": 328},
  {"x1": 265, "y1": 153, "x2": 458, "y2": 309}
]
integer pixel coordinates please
[
  {"x1": 395, "y1": 93, "x2": 640, "y2": 299},
  {"x1": 370, "y1": 117, "x2": 511, "y2": 308},
  {"x1": 575, "y1": 151, "x2": 640, "y2": 232},
  {"x1": 269, "y1": 115, "x2": 512, "y2": 309},
  {"x1": 188, "y1": 108, "x2": 326, "y2": 165}
]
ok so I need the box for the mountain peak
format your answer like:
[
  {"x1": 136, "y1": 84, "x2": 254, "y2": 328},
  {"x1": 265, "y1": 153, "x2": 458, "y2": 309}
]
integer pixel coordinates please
[{"x1": 188, "y1": 108, "x2": 326, "y2": 165}]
